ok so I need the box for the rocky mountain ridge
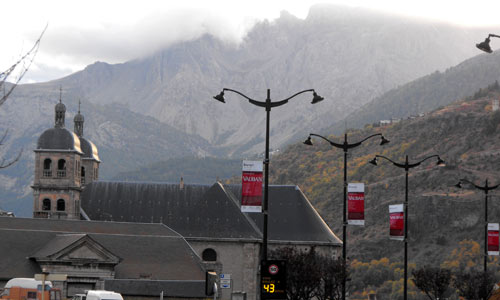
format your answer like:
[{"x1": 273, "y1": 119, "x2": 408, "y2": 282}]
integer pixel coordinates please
[{"x1": 269, "y1": 88, "x2": 500, "y2": 264}]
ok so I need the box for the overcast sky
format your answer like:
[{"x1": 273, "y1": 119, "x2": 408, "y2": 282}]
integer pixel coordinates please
[{"x1": 2, "y1": 0, "x2": 500, "y2": 83}]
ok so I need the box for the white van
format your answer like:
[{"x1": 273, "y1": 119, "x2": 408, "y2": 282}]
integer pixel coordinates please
[{"x1": 84, "y1": 291, "x2": 123, "y2": 300}]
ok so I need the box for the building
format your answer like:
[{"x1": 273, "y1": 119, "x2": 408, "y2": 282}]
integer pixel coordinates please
[
  {"x1": 0, "y1": 217, "x2": 209, "y2": 300},
  {"x1": 27, "y1": 96, "x2": 341, "y2": 300},
  {"x1": 32, "y1": 95, "x2": 100, "y2": 220}
]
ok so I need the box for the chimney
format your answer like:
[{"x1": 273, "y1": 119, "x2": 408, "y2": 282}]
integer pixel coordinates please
[{"x1": 180, "y1": 177, "x2": 184, "y2": 190}]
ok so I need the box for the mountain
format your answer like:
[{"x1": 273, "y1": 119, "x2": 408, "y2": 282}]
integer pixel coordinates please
[
  {"x1": 111, "y1": 156, "x2": 242, "y2": 184},
  {"x1": 268, "y1": 87, "x2": 500, "y2": 265},
  {"x1": 20, "y1": 5, "x2": 494, "y2": 154},
  {"x1": 329, "y1": 50, "x2": 500, "y2": 133},
  {"x1": 0, "y1": 84, "x2": 216, "y2": 216},
  {"x1": 0, "y1": 4, "x2": 496, "y2": 216}
]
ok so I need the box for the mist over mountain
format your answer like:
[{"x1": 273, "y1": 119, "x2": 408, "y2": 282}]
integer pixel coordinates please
[
  {"x1": 0, "y1": 4, "x2": 496, "y2": 216},
  {"x1": 47, "y1": 4, "x2": 492, "y2": 154},
  {"x1": 329, "y1": 50, "x2": 500, "y2": 133}
]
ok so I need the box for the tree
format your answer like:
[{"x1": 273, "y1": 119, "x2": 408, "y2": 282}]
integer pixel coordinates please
[
  {"x1": 0, "y1": 25, "x2": 46, "y2": 168},
  {"x1": 269, "y1": 247, "x2": 347, "y2": 300},
  {"x1": 316, "y1": 256, "x2": 347, "y2": 300},
  {"x1": 269, "y1": 247, "x2": 322, "y2": 300},
  {"x1": 411, "y1": 266, "x2": 451, "y2": 300},
  {"x1": 453, "y1": 269, "x2": 496, "y2": 300}
]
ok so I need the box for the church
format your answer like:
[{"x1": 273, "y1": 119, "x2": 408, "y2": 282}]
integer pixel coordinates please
[{"x1": 2, "y1": 95, "x2": 341, "y2": 300}]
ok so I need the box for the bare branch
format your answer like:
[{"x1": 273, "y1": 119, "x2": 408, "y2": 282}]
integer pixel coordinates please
[
  {"x1": 0, "y1": 24, "x2": 47, "y2": 106},
  {"x1": 0, "y1": 148, "x2": 23, "y2": 169},
  {"x1": 0, "y1": 129, "x2": 8, "y2": 146}
]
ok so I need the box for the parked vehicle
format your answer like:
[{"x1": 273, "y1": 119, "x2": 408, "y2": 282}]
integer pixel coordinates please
[
  {"x1": 70, "y1": 294, "x2": 86, "y2": 300},
  {"x1": 0, "y1": 278, "x2": 61, "y2": 300},
  {"x1": 76, "y1": 291, "x2": 122, "y2": 300}
]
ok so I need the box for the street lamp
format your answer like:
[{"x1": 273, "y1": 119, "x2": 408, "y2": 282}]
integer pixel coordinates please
[
  {"x1": 476, "y1": 34, "x2": 500, "y2": 53},
  {"x1": 213, "y1": 88, "x2": 324, "y2": 261},
  {"x1": 369, "y1": 154, "x2": 444, "y2": 300},
  {"x1": 303, "y1": 132, "x2": 389, "y2": 300},
  {"x1": 455, "y1": 178, "x2": 500, "y2": 272}
]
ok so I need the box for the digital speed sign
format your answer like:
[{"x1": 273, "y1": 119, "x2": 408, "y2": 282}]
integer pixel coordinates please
[{"x1": 261, "y1": 260, "x2": 287, "y2": 299}]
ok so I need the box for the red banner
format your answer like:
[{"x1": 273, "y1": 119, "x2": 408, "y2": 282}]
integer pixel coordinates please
[
  {"x1": 241, "y1": 161, "x2": 263, "y2": 213},
  {"x1": 389, "y1": 204, "x2": 404, "y2": 241},
  {"x1": 348, "y1": 183, "x2": 365, "y2": 226},
  {"x1": 488, "y1": 223, "x2": 499, "y2": 256}
]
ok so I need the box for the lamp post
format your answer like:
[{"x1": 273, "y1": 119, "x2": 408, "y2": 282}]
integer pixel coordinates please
[
  {"x1": 455, "y1": 178, "x2": 500, "y2": 272},
  {"x1": 303, "y1": 132, "x2": 389, "y2": 300},
  {"x1": 213, "y1": 88, "x2": 324, "y2": 261},
  {"x1": 476, "y1": 34, "x2": 500, "y2": 53},
  {"x1": 369, "y1": 154, "x2": 444, "y2": 300}
]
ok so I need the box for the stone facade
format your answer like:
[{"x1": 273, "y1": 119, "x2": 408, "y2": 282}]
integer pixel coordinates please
[{"x1": 33, "y1": 97, "x2": 99, "y2": 220}]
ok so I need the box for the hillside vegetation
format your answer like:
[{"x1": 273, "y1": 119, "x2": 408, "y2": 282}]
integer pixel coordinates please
[{"x1": 269, "y1": 85, "x2": 500, "y2": 265}]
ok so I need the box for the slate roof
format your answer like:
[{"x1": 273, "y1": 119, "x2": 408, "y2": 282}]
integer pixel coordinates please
[
  {"x1": 0, "y1": 216, "x2": 180, "y2": 237},
  {"x1": 225, "y1": 185, "x2": 341, "y2": 245},
  {"x1": 81, "y1": 181, "x2": 341, "y2": 245},
  {"x1": 0, "y1": 217, "x2": 205, "y2": 281},
  {"x1": 81, "y1": 181, "x2": 261, "y2": 240},
  {"x1": 104, "y1": 279, "x2": 207, "y2": 298},
  {"x1": 80, "y1": 137, "x2": 100, "y2": 161},
  {"x1": 36, "y1": 127, "x2": 82, "y2": 153}
]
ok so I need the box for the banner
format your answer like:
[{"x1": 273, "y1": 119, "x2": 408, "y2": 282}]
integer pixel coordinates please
[
  {"x1": 241, "y1": 160, "x2": 263, "y2": 213},
  {"x1": 389, "y1": 204, "x2": 404, "y2": 241},
  {"x1": 348, "y1": 183, "x2": 365, "y2": 226},
  {"x1": 489, "y1": 223, "x2": 499, "y2": 256}
]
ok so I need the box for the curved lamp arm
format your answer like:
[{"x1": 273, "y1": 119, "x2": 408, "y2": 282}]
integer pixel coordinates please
[
  {"x1": 213, "y1": 88, "x2": 323, "y2": 109},
  {"x1": 306, "y1": 133, "x2": 344, "y2": 149},
  {"x1": 456, "y1": 178, "x2": 500, "y2": 192},
  {"x1": 370, "y1": 154, "x2": 444, "y2": 170},
  {"x1": 305, "y1": 133, "x2": 389, "y2": 151}
]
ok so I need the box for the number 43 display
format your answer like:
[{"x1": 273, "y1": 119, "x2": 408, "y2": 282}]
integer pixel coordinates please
[{"x1": 261, "y1": 260, "x2": 287, "y2": 299}]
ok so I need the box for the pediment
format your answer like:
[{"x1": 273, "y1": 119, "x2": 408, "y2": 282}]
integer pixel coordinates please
[{"x1": 32, "y1": 234, "x2": 120, "y2": 264}]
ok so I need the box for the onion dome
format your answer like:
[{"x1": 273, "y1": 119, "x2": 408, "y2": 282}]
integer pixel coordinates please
[
  {"x1": 80, "y1": 137, "x2": 100, "y2": 162},
  {"x1": 37, "y1": 128, "x2": 82, "y2": 153}
]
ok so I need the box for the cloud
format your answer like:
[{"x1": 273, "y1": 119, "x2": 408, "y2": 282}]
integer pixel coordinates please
[{"x1": 39, "y1": 7, "x2": 255, "y2": 67}]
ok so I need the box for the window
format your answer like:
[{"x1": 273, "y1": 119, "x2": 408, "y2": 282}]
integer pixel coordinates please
[
  {"x1": 57, "y1": 199, "x2": 65, "y2": 211},
  {"x1": 57, "y1": 159, "x2": 66, "y2": 177},
  {"x1": 43, "y1": 158, "x2": 52, "y2": 177},
  {"x1": 27, "y1": 292, "x2": 37, "y2": 300},
  {"x1": 42, "y1": 199, "x2": 51, "y2": 211},
  {"x1": 81, "y1": 166, "x2": 86, "y2": 185},
  {"x1": 202, "y1": 248, "x2": 217, "y2": 261}
]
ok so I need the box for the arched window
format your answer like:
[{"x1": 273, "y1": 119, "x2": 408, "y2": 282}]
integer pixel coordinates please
[
  {"x1": 57, "y1": 199, "x2": 65, "y2": 211},
  {"x1": 43, "y1": 159, "x2": 52, "y2": 177},
  {"x1": 57, "y1": 159, "x2": 66, "y2": 177},
  {"x1": 81, "y1": 166, "x2": 86, "y2": 185},
  {"x1": 42, "y1": 199, "x2": 51, "y2": 211},
  {"x1": 202, "y1": 248, "x2": 217, "y2": 262}
]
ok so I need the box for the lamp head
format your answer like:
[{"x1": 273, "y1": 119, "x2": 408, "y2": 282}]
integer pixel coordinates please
[
  {"x1": 477, "y1": 37, "x2": 493, "y2": 53},
  {"x1": 303, "y1": 136, "x2": 313, "y2": 146},
  {"x1": 380, "y1": 136, "x2": 390, "y2": 146},
  {"x1": 436, "y1": 157, "x2": 445, "y2": 166},
  {"x1": 369, "y1": 157, "x2": 378, "y2": 166},
  {"x1": 311, "y1": 92, "x2": 324, "y2": 104},
  {"x1": 213, "y1": 91, "x2": 225, "y2": 103}
]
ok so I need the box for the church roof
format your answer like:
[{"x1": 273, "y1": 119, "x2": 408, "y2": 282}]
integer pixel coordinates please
[
  {"x1": 80, "y1": 137, "x2": 100, "y2": 161},
  {"x1": 36, "y1": 127, "x2": 82, "y2": 153},
  {"x1": 0, "y1": 217, "x2": 205, "y2": 281},
  {"x1": 225, "y1": 185, "x2": 341, "y2": 245},
  {"x1": 81, "y1": 182, "x2": 262, "y2": 240},
  {"x1": 81, "y1": 181, "x2": 341, "y2": 245}
]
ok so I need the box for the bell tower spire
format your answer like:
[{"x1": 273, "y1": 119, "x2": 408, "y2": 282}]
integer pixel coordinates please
[
  {"x1": 55, "y1": 86, "x2": 66, "y2": 128},
  {"x1": 74, "y1": 99, "x2": 84, "y2": 137}
]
